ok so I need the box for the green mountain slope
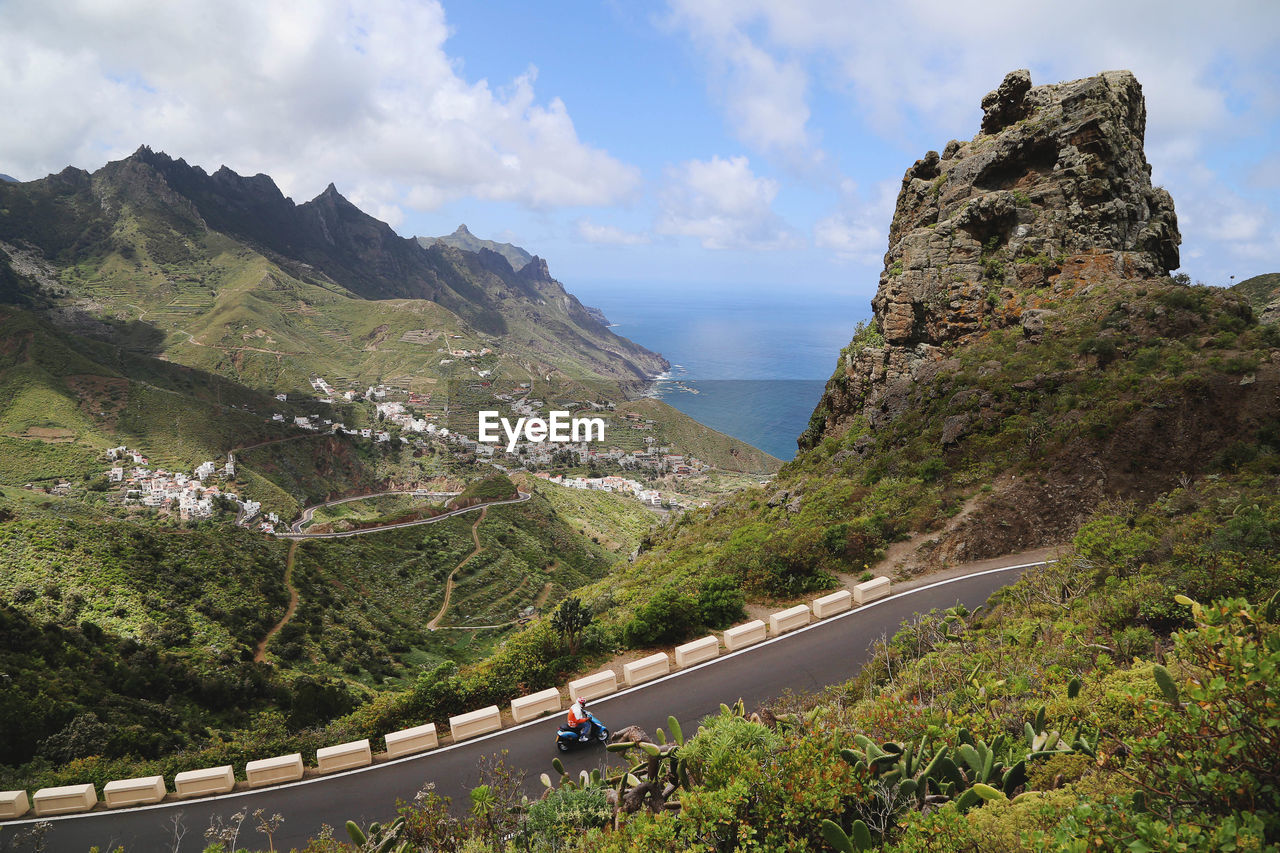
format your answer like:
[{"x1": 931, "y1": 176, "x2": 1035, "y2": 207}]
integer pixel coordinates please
[
  {"x1": 607, "y1": 70, "x2": 1280, "y2": 624},
  {"x1": 0, "y1": 304, "x2": 292, "y2": 486},
  {"x1": 0, "y1": 147, "x2": 667, "y2": 390},
  {"x1": 1231, "y1": 271, "x2": 1280, "y2": 308},
  {"x1": 1232, "y1": 272, "x2": 1280, "y2": 324}
]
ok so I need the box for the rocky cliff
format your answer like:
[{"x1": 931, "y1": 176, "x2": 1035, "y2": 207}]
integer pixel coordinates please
[{"x1": 804, "y1": 70, "x2": 1181, "y2": 447}]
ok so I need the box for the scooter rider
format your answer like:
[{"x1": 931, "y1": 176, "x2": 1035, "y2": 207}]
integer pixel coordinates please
[{"x1": 566, "y1": 697, "x2": 590, "y2": 739}]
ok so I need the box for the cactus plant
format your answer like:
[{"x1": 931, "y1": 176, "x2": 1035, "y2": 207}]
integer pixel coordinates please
[
  {"x1": 601, "y1": 717, "x2": 690, "y2": 818},
  {"x1": 1152, "y1": 664, "x2": 1180, "y2": 706},
  {"x1": 821, "y1": 818, "x2": 872, "y2": 851},
  {"x1": 345, "y1": 817, "x2": 410, "y2": 853}
]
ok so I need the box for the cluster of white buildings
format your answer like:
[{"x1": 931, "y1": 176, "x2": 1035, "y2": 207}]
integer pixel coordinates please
[
  {"x1": 104, "y1": 447, "x2": 238, "y2": 520},
  {"x1": 373, "y1": 401, "x2": 436, "y2": 435},
  {"x1": 534, "y1": 472, "x2": 663, "y2": 506},
  {"x1": 309, "y1": 376, "x2": 336, "y2": 401}
]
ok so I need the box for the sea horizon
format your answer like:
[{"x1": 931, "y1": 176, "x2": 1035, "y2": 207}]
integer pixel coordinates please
[{"x1": 572, "y1": 281, "x2": 872, "y2": 460}]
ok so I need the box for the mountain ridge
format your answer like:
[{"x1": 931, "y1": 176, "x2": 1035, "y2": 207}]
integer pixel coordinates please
[
  {"x1": 420, "y1": 223, "x2": 534, "y2": 271},
  {"x1": 0, "y1": 146, "x2": 668, "y2": 384}
]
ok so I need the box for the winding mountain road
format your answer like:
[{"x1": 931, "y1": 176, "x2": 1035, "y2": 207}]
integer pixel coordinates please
[
  {"x1": 282, "y1": 490, "x2": 529, "y2": 539},
  {"x1": 11, "y1": 561, "x2": 1043, "y2": 853}
]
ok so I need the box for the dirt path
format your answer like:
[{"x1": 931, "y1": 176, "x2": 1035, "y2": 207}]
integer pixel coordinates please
[
  {"x1": 427, "y1": 506, "x2": 486, "y2": 631},
  {"x1": 831, "y1": 489, "x2": 990, "y2": 589},
  {"x1": 255, "y1": 540, "x2": 300, "y2": 663},
  {"x1": 236, "y1": 433, "x2": 317, "y2": 453}
]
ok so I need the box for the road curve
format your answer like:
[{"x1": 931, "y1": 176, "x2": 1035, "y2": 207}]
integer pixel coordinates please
[
  {"x1": 289, "y1": 490, "x2": 461, "y2": 534},
  {"x1": 14, "y1": 562, "x2": 1040, "y2": 852},
  {"x1": 281, "y1": 491, "x2": 529, "y2": 539}
]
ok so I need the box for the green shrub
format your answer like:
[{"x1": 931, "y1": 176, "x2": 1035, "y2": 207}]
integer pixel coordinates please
[
  {"x1": 525, "y1": 786, "x2": 611, "y2": 850},
  {"x1": 681, "y1": 713, "x2": 782, "y2": 791},
  {"x1": 1072, "y1": 517, "x2": 1155, "y2": 576},
  {"x1": 696, "y1": 576, "x2": 745, "y2": 629},
  {"x1": 1111, "y1": 625, "x2": 1155, "y2": 661},
  {"x1": 621, "y1": 585, "x2": 700, "y2": 648}
]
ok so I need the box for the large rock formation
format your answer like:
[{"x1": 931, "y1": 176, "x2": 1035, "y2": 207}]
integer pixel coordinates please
[{"x1": 804, "y1": 70, "x2": 1180, "y2": 447}]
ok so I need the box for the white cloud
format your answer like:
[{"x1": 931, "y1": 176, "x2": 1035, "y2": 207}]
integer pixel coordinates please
[
  {"x1": 665, "y1": 0, "x2": 1280, "y2": 279},
  {"x1": 1204, "y1": 212, "x2": 1264, "y2": 244},
  {"x1": 814, "y1": 179, "x2": 896, "y2": 262},
  {"x1": 667, "y1": 2, "x2": 816, "y2": 164},
  {"x1": 814, "y1": 216, "x2": 881, "y2": 260},
  {"x1": 666, "y1": 0, "x2": 1277, "y2": 140},
  {"x1": 0, "y1": 0, "x2": 639, "y2": 222},
  {"x1": 577, "y1": 220, "x2": 651, "y2": 246},
  {"x1": 656, "y1": 155, "x2": 799, "y2": 250}
]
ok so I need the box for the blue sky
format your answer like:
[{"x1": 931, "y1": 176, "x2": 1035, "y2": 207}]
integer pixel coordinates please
[{"x1": 1, "y1": 0, "x2": 1277, "y2": 306}]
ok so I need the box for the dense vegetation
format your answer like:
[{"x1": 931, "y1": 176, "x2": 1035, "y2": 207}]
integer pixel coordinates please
[
  {"x1": 601, "y1": 278, "x2": 1280, "y2": 626},
  {"x1": 0, "y1": 483, "x2": 654, "y2": 793},
  {"x1": 284, "y1": 470, "x2": 1280, "y2": 853}
]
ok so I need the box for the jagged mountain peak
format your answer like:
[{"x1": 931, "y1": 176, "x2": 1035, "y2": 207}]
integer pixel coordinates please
[
  {"x1": 421, "y1": 224, "x2": 534, "y2": 272},
  {"x1": 0, "y1": 145, "x2": 668, "y2": 380},
  {"x1": 315, "y1": 182, "x2": 345, "y2": 201}
]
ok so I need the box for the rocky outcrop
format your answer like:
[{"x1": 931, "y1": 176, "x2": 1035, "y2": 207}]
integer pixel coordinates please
[{"x1": 803, "y1": 70, "x2": 1180, "y2": 448}]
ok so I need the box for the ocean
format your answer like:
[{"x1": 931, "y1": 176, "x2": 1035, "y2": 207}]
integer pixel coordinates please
[{"x1": 571, "y1": 283, "x2": 871, "y2": 461}]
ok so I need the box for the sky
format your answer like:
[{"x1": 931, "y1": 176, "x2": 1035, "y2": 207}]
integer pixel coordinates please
[{"x1": 1, "y1": 0, "x2": 1278, "y2": 305}]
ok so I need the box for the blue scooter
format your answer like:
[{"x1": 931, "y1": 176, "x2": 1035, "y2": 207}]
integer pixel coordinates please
[{"x1": 555, "y1": 711, "x2": 609, "y2": 752}]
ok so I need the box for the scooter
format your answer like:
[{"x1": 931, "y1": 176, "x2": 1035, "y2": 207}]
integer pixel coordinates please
[{"x1": 555, "y1": 711, "x2": 609, "y2": 752}]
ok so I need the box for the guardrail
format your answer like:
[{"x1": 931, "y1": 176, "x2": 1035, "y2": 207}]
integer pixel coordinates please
[{"x1": 0, "y1": 576, "x2": 894, "y2": 820}]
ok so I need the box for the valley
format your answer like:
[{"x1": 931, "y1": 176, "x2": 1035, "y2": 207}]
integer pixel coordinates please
[
  {"x1": 0, "y1": 151, "x2": 777, "y2": 808},
  {"x1": 0, "y1": 60, "x2": 1277, "y2": 853}
]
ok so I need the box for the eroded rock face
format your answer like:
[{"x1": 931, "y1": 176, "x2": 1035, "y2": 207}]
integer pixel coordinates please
[{"x1": 803, "y1": 70, "x2": 1180, "y2": 448}]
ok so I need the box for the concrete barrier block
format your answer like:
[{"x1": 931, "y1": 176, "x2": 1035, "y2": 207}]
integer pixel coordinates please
[
  {"x1": 853, "y1": 576, "x2": 892, "y2": 604},
  {"x1": 103, "y1": 775, "x2": 165, "y2": 808},
  {"x1": 723, "y1": 619, "x2": 767, "y2": 651},
  {"x1": 511, "y1": 687, "x2": 562, "y2": 723},
  {"x1": 317, "y1": 739, "x2": 372, "y2": 774},
  {"x1": 623, "y1": 652, "x2": 670, "y2": 686},
  {"x1": 32, "y1": 783, "x2": 96, "y2": 817},
  {"x1": 449, "y1": 705, "x2": 502, "y2": 741},
  {"x1": 385, "y1": 723, "x2": 438, "y2": 758},
  {"x1": 674, "y1": 635, "x2": 719, "y2": 668},
  {"x1": 769, "y1": 604, "x2": 811, "y2": 636},
  {"x1": 245, "y1": 753, "x2": 303, "y2": 788},
  {"x1": 0, "y1": 790, "x2": 29, "y2": 819},
  {"x1": 568, "y1": 670, "x2": 618, "y2": 702},
  {"x1": 812, "y1": 589, "x2": 853, "y2": 619},
  {"x1": 174, "y1": 765, "x2": 235, "y2": 798}
]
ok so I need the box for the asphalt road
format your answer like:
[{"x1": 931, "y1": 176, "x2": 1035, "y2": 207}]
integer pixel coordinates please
[
  {"x1": 288, "y1": 490, "x2": 462, "y2": 534},
  {"x1": 281, "y1": 491, "x2": 529, "y2": 540},
  {"x1": 10, "y1": 563, "x2": 1036, "y2": 853}
]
